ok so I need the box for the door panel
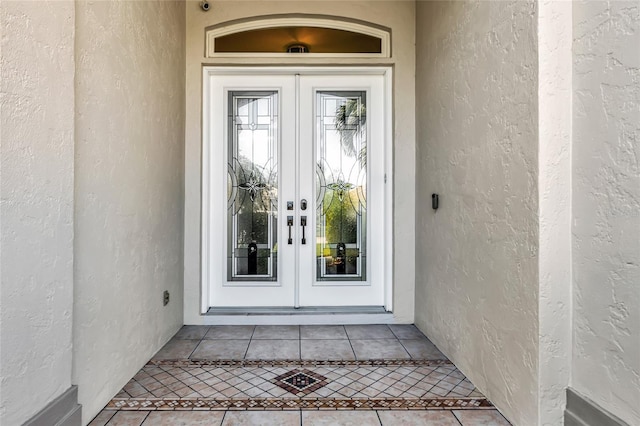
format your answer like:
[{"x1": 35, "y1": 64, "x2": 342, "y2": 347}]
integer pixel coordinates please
[
  {"x1": 298, "y1": 76, "x2": 385, "y2": 306},
  {"x1": 207, "y1": 75, "x2": 296, "y2": 307}
]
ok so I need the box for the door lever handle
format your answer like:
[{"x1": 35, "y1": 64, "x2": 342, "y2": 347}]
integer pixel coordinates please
[
  {"x1": 287, "y1": 216, "x2": 294, "y2": 244},
  {"x1": 300, "y1": 216, "x2": 307, "y2": 244}
]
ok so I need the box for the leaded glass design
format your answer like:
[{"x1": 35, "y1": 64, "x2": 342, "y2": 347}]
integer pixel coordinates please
[
  {"x1": 227, "y1": 92, "x2": 278, "y2": 281},
  {"x1": 316, "y1": 91, "x2": 367, "y2": 281}
]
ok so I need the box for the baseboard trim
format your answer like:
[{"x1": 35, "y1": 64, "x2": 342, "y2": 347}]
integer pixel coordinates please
[
  {"x1": 564, "y1": 388, "x2": 629, "y2": 426},
  {"x1": 23, "y1": 385, "x2": 82, "y2": 426}
]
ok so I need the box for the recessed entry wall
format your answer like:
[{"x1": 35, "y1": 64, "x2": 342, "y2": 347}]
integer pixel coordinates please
[
  {"x1": 73, "y1": 1, "x2": 186, "y2": 423},
  {"x1": 184, "y1": 2, "x2": 416, "y2": 324},
  {"x1": 415, "y1": 1, "x2": 539, "y2": 425},
  {"x1": 571, "y1": 1, "x2": 640, "y2": 424}
]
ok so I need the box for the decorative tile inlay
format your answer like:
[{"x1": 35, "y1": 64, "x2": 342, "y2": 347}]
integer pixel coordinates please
[
  {"x1": 109, "y1": 359, "x2": 487, "y2": 411},
  {"x1": 106, "y1": 397, "x2": 493, "y2": 411},
  {"x1": 272, "y1": 369, "x2": 329, "y2": 396},
  {"x1": 148, "y1": 359, "x2": 453, "y2": 367}
]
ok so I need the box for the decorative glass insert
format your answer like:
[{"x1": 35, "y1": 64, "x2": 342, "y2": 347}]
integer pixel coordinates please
[
  {"x1": 316, "y1": 91, "x2": 367, "y2": 281},
  {"x1": 227, "y1": 92, "x2": 278, "y2": 281}
]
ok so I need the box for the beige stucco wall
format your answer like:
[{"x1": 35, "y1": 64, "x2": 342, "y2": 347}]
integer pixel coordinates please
[
  {"x1": 571, "y1": 1, "x2": 640, "y2": 424},
  {"x1": 73, "y1": 1, "x2": 186, "y2": 423},
  {"x1": 0, "y1": 1, "x2": 75, "y2": 424},
  {"x1": 184, "y1": 0, "x2": 416, "y2": 323},
  {"x1": 537, "y1": 1, "x2": 572, "y2": 424},
  {"x1": 415, "y1": 1, "x2": 539, "y2": 424}
]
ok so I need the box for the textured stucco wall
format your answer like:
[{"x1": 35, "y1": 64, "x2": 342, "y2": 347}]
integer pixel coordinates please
[
  {"x1": 415, "y1": 1, "x2": 539, "y2": 424},
  {"x1": 73, "y1": 1, "x2": 186, "y2": 423},
  {"x1": 538, "y1": 1, "x2": 572, "y2": 424},
  {"x1": 572, "y1": 1, "x2": 640, "y2": 424},
  {"x1": 0, "y1": 1, "x2": 75, "y2": 424},
  {"x1": 184, "y1": 0, "x2": 416, "y2": 323}
]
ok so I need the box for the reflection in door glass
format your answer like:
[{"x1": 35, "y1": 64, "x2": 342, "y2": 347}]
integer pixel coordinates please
[
  {"x1": 227, "y1": 92, "x2": 278, "y2": 281},
  {"x1": 316, "y1": 91, "x2": 366, "y2": 281}
]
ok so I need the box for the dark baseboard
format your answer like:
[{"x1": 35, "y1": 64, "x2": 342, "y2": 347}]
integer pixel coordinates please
[
  {"x1": 23, "y1": 385, "x2": 81, "y2": 426},
  {"x1": 564, "y1": 388, "x2": 629, "y2": 426}
]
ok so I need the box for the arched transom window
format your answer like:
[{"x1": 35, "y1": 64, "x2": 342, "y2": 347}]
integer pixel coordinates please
[{"x1": 206, "y1": 16, "x2": 391, "y2": 58}]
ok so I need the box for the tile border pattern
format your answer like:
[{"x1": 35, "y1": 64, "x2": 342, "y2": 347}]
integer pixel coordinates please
[
  {"x1": 147, "y1": 359, "x2": 454, "y2": 367},
  {"x1": 107, "y1": 397, "x2": 493, "y2": 411}
]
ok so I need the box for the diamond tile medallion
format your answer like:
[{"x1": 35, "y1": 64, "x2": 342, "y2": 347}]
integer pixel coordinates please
[{"x1": 273, "y1": 369, "x2": 329, "y2": 396}]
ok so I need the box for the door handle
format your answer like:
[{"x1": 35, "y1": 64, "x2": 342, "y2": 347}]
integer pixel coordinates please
[
  {"x1": 287, "y1": 216, "x2": 293, "y2": 244},
  {"x1": 300, "y1": 216, "x2": 307, "y2": 245}
]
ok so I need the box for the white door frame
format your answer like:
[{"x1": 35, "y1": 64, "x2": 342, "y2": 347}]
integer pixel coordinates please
[{"x1": 201, "y1": 66, "x2": 393, "y2": 313}]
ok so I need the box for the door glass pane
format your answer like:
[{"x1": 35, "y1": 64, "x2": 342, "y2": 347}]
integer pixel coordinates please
[
  {"x1": 316, "y1": 91, "x2": 366, "y2": 281},
  {"x1": 227, "y1": 92, "x2": 278, "y2": 281}
]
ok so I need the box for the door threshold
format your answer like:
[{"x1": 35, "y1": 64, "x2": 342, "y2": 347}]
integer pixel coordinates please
[
  {"x1": 206, "y1": 306, "x2": 387, "y2": 316},
  {"x1": 198, "y1": 309, "x2": 394, "y2": 325}
]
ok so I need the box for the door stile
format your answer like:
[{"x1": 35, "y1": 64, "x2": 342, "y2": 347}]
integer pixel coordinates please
[{"x1": 294, "y1": 73, "x2": 301, "y2": 308}]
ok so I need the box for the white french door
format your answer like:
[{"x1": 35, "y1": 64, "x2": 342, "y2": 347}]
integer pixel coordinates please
[{"x1": 202, "y1": 69, "x2": 388, "y2": 308}]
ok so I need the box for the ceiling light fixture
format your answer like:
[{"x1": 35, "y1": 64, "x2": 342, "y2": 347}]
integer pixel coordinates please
[{"x1": 286, "y1": 44, "x2": 309, "y2": 53}]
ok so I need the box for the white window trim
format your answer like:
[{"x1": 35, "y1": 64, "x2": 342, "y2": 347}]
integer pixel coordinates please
[{"x1": 206, "y1": 17, "x2": 391, "y2": 58}]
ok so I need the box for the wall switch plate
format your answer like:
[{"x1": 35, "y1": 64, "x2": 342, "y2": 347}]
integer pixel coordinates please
[{"x1": 163, "y1": 290, "x2": 170, "y2": 306}]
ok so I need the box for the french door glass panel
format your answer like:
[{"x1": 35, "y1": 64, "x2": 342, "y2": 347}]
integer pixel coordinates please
[
  {"x1": 227, "y1": 92, "x2": 278, "y2": 281},
  {"x1": 316, "y1": 91, "x2": 367, "y2": 281}
]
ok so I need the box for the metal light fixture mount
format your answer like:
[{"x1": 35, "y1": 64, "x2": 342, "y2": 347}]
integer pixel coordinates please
[{"x1": 286, "y1": 43, "x2": 309, "y2": 53}]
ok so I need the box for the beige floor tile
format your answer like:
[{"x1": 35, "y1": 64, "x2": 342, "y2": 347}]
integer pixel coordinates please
[
  {"x1": 245, "y1": 339, "x2": 300, "y2": 359},
  {"x1": 106, "y1": 411, "x2": 149, "y2": 426},
  {"x1": 378, "y1": 410, "x2": 460, "y2": 425},
  {"x1": 142, "y1": 411, "x2": 225, "y2": 425},
  {"x1": 301, "y1": 339, "x2": 355, "y2": 360},
  {"x1": 174, "y1": 325, "x2": 210, "y2": 340},
  {"x1": 400, "y1": 339, "x2": 448, "y2": 359},
  {"x1": 345, "y1": 325, "x2": 395, "y2": 339},
  {"x1": 252, "y1": 325, "x2": 299, "y2": 339},
  {"x1": 453, "y1": 410, "x2": 512, "y2": 425},
  {"x1": 350, "y1": 339, "x2": 410, "y2": 359},
  {"x1": 204, "y1": 325, "x2": 255, "y2": 340},
  {"x1": 190, "y1": 340, "x2": 250, "y2": 359},
  {"x1": 88, "y1": 410, "x2": 116, "y2": 426},
  {"x1": 222, "y1": 410, "x2": 300, "y2": 426},
  {"x1": 388, "y1": 324, "x2": 426, "y2": 339},
  {"x1": 152, "y1": 339, "x2": 199, "y2": 360},
  {"x1": 302, "y1": 410, "x2": 381, "y2": 425},
  {"x1": 300, "y1": 325, "x2": 348, "y2": 339}
]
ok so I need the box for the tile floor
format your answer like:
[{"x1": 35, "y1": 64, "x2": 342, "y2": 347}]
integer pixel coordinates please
[
  {"x1": 90, "y1": 409, "x2": 511, "y2": 425},
  {"x1": 152, "y1": 324, "x2": 449, "y2": 361},
  {"x1": 90, "y1": 325, "x2": 511, "y2": 426}
]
